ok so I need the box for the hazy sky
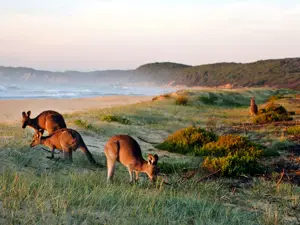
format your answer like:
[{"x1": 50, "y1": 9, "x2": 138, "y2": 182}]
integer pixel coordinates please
[{"x1": 0, "y1": 0, "x2": 299, "y2": 71}]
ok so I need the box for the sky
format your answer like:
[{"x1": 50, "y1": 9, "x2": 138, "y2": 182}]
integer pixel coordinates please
[{"x1": 0, "y1": 0, "x2": 299, "y2": 71}]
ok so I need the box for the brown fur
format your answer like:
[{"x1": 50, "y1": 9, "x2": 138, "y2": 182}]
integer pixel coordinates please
[
  {"x1": 30, "y1": 128, "x2": 96, "y2": 164},
  {"x1": 22, "y1": 110, "x2": 66, "y2": 135},
  {"x1": 104, "y1": 135, "x2": 159, "y2": 183},
  {"x1": 250, "y1": 97, "x2": 258, "y2": 116}
]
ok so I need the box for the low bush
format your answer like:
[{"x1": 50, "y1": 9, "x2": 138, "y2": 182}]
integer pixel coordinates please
[
  {"x1": 175, "y1": 95, "x2": 188, "y2": 105},
  {"x1": 74, "y1": 119, "x2": 93, "y2": 129},
  {"x1": 155, "y1": 126, "x2": 217, "y2": 155},
  {"x1": 252, "y1": 103, "x2": 292, "y2": 124},
  {"x1": 100, "y1": 114, "x2": 131, "y2": 125},
  {"x1": 152, "y1": 93, "x2": 171, "y2": 101},
  {"x1": 287, "y1": 125, "x2": 300, "y2": 135},
  {"x1": 200, "y1": 135, "x2": 264, "y2": 176},
  {"x1": 202, "y1": 154, "x2": 263, "y2": 176},
  {"x1": 267, "y1": 94, "x2": 284, "y2": 102},
  {"x1": 198, "y1": 135, "x2": 263, "y2": 157}
]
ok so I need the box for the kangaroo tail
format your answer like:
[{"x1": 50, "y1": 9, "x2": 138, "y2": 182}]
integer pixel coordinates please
[
  {"x1": 79, "y1": 142, "x2": 97, "y2": 165},
  {"x1": 115, "y1": 140, "x2": 120, "y2": 152}
]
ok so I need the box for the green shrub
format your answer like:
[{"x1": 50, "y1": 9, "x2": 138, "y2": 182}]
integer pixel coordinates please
[
  {"x1": 74, "y1": 119, "x2": 93, "y2": 129},
  {"x1": 287, "y1": 125, "x2": 300, "y2": 135},
  {"x1": 202, "y1": 154, "x2": 262, "y2": 176},
  {"x1": 200, "y1": 135, "x2": 263, "y2": 176},
  {"x1": 100, "y1": 114, "x2": 131, "y2": 125},
  {"x1": 175, "y1": 95, "x2": 188, "y2": 105},
  {"x1": 252, "y1": 103, "x2": 292, "y2": 124},
  {"x1": 198, "y1": 135, "x2": 263, "y2": 157},
  {"x1": 155, "y1": 126, "x2": 217, "y2": 155}
]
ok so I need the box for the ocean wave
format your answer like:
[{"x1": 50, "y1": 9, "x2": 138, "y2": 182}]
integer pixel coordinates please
[
  {"x1": 0, "y1": 84, "x2": 23, "y2": 92},
  {"x1": 44, "y1": 89, "x2": 93, "y2": 93},
  {"x1": 7, "y1": 85, "x2": 22, "y2": 90},
  {"x1": 0, "y1": 84, "x2": 176, "y2": 99}
]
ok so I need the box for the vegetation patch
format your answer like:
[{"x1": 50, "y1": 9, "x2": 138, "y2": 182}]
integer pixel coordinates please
[
  {"x1": 200, "y1": 135, "x2": 263, "y2": 176},
  {"x1": 152, "y1": 93, "x2": 171, "y2": 101},
  {"x1": 100, "y1": 114, "x2": 132, "y2": 125},
  {"x1": 74, "y1": 119, "x2": 94, "y2": 130},
  {"x1": 252, "y1": 103, "x2": 293, "y2": 124},
  {"x1": 267, "y1": 94, "x2": 285, "y2": 102},
  {"x1": 175, "y1": 95, "x2": 188, "y2": 105},
  {"x1": 287, "y1": 125, "x2": 300, "y2": 135},
  {"x1": 198, "y1": 135, "x2": 263, "y2": 157},
  {"x1": 155, "y1": 126, "x2": 217, "y2": 155}
]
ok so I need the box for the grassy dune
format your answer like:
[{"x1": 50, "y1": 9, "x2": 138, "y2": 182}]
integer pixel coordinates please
[{"x1": 0, "y1": 88, "x2": 300, "y2": 224}]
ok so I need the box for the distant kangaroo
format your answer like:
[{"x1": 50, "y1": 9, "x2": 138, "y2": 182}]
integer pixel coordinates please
[
  {"x1": 22, "y1": 110, "x2": 67, "y2": 135},
  {"x1": 104, "y1": 135, "x2": 159, "y2": 183},
  {"x1": 30, "y1": 128, "x2": 97, "y2": 164},
  {"x1": 250, "y1": 97, "x2": 258, "y2": 116}
]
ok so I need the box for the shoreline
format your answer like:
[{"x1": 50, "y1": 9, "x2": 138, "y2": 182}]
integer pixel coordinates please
[{"x1": 0, "y1": 95, "x2": 153, "y2": 123}]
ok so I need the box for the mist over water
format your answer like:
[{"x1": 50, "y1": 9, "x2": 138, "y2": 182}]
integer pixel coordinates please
[{"x1": 0, "y1": 83, "x2": 176, "y2": 100}]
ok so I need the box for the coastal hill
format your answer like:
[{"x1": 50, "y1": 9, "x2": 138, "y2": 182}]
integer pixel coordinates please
[
  {"x1": 135, "y1": 58, "x2": 300, "y2": 90},
  {"x1": 1, "y1": 57, "x2": 299, "y2": 90}
]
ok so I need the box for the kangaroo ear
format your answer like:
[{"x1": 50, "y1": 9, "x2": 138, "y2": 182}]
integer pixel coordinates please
[
  {"x1": 36, "y1": 131, "x2": 42, "y2": 139},
  {"x1": 154, "y1": 154, "x2": 159, "y2": 162},
  {"x1": 27, "y1": 111, "x2": 31, "y2": 117},
  {"x1": 22, "y1": 111, "x2": 26, "y2": 117},
  {"x1": 148, "y1": 154, "x2": 154, "y2": 164}
]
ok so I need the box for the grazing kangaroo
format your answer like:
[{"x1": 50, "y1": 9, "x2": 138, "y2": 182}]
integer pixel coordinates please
[
  {"x1": 30, "y1": 128, "x2": 97, "y2": 164},
  {"x1": 22, "y1": 110, "x2": 67, "y2": 135},
  {"x1": 250, "y1": 97, "x2": 258, "y2": 116},
  {"x1": 104, "y1": 135, "x2": 159, "y2": 183}
]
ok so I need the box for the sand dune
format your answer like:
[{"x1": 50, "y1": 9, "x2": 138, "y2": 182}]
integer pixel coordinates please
[{"x1": 0, "y1": 95, "x2": 152, "y2": 123}]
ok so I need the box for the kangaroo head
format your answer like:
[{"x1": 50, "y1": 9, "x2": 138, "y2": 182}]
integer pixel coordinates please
[
  {"x1": 146, "y1": 154, "x2": 159, "y2": 181},
  {"x1": 21, "y1": 111, "x2": 32, "y2": 129},
  {"x1": 30, "y1": 131, "x2": 42, "y2": 147}
]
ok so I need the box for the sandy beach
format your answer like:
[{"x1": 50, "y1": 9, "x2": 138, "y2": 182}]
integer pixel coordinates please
[{"x1": 0, "y1": 95, "x2": 153, "y2": 123}]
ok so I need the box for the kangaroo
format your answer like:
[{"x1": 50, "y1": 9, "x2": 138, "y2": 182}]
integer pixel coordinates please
[
  {"x1": 250, "y1": 97, "x2": 258, "y2": 116},
  {"x1": 104, "y1": 134, "x2": 159, "y2": 183},
  {"x1": 22, "y1": 110, "x2": 67, "y2": 135},
  {"x1": 30, "y1": 128, "x2": 97, "y2": 164}
]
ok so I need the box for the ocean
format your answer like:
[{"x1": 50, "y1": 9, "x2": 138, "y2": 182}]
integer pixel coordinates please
[{"x1": 0, "y1": 83, "x2": 176, "y2": 100}]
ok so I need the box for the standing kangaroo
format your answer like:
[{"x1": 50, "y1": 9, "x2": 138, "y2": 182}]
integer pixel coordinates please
[
  {"x1": 30, "y1": 128, "x2": 97, "y2": 164},
  {"x1": 104, "y1": 135, "x2": 159, "y2": 183},
  {"x1": 250, "y1": 97, "x2": 258, "y2": 116},
  {"x1": 22, "y1": 110, "x2": 67, "y2": 135}
]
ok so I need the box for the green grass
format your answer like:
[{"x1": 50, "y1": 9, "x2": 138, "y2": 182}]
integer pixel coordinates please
[
  {"x1": 100, "y1": 114, "x2": 132, "y2": 125},
  {"x1": 1, "y1": 88, "x2": 300, "y2": 224}
]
